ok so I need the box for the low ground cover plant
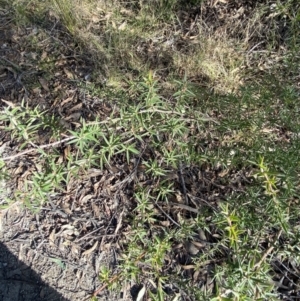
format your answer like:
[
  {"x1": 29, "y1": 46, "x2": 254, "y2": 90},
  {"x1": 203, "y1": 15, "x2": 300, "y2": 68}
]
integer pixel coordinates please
[{"x1": 0, "y1": 0, "x2": 299, "y2": 300}]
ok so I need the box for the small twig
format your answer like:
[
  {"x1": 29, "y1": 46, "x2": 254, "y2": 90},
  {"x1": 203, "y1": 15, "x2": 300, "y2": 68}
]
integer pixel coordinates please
[
  {"x1": 187, "y1": 194, "x2": 219, "y2": 212},
  {"x1": 0, "y1": 56, "x2": 22, "y2": 71},
  {"x1": 155, "y1": 203, "x2": 180, "y2": 227},
  {"x1": 279, "y1": 260, "x2": 300, "y2": 281},
  {"x1": 167, "y1": 202, "x2": 199, "y2": 214},
  {"x1": 113, "y1": 147, "x2": 146, "y2": 189},
  {"x1": 254, "y1": 229, "x2": 282, "y2": 270},
  {"x1": 272, "y1": 261, "x2": 300, "y2": 289},
  {"x1": 2, "y1": 136, "x2": 75, "y2": 161},
  {"x1": 138, "y1": 108, "x2": 219, "y2": 124},
  {"x1": 114, "y1": 209, "x2": 124, "y2": 235},
  {"x1": 74, "y1": 227, "x2": 104, "y2": 243},
  {"x1": 247, "y1": 41, "x2": 265, "y2": 54},
  {"x1": 178, "y1": 161, "x2": 189, "y2": 205},
  {"x1": 87, "y1": 274, "x2": 120, "y2": 300}
]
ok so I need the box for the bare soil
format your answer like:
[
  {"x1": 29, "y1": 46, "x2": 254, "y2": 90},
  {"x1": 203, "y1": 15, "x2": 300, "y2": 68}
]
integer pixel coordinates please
[{"x1": 0, "y1": 202, "x2": 132, "y2": 301}]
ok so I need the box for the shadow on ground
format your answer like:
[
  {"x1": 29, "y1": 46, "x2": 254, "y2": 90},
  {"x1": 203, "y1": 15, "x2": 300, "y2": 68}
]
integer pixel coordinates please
[{"x1": 0, "y1": 242, "x2": 69, "y2": 301}]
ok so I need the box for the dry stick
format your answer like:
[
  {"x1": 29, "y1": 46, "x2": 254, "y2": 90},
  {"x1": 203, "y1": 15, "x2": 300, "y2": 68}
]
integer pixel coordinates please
[
  {"x1": 138, "y1": 108, "x2": 219, "y2": 124},
  {"x1": 82, "y1": 274, "x2": 120, "y2": 301},
  {"x1": 1, "y1": 117, "x2": 133, "y2": 162},
  {"x1": 0, "y1": 56, "x2": 22, "y2": 71},
  {"x1": 253, "y1": 229, "x2": 283, "y2": 271},
  {"x1": 178, "y1": 161, "x2": 189, "y2": 205},
  {"x1": 2, "y1": 136, "x2": 75, "y2": 161},
  {"x1": 277, "y1": 260, "x2": 300, "y2": 281},
  {"x1": 74, "y1": 227, "x2": 104, "y2": 243},
  {"x1": 187, "y1": 194, "x2": 218, "y2": 212},
  {"x1": 166, "y1": 202, "x2": 199, "y2": 214},
  {"x1": 155, "y1": 203, "x2": 180, "y2": 227}
]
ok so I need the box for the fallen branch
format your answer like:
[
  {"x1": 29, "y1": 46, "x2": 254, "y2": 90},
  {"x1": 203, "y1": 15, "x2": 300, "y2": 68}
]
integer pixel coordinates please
[
  {"x1": 253, "y1": 229, "x2": 282, "y2": 270},
  {"x1": 2, "y1": 136, "x2": 75, "y2": 161}
]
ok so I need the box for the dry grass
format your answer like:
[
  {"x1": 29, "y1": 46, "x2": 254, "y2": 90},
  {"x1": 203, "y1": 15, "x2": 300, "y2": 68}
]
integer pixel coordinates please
[
  {"x1": 45, "y1": 0, "x2": 248, "y2": 93},
  {"x1": 6, "y1": 0, "x2": 298, "y2": 91},
  {"x1": 173, "y1": 35, "x2": 245, "y2": 93},
  {"x1": 34, "y1": 0, "x2": 296, "y2": 95}
]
